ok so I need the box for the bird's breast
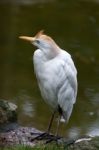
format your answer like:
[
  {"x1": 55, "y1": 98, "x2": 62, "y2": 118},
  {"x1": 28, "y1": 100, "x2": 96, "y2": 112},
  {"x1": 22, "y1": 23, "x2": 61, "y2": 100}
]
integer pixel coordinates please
[
  {"x1": 34, "y1": 61, "x2": 59, "y2": 108},
  {"x1": 36, "y1": 65, "x2": 59, "y2": 108}
]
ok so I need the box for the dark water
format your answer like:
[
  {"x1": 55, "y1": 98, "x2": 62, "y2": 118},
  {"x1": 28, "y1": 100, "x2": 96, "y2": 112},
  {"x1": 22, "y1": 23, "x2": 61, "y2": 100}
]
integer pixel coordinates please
[{"x1": 0, "y1": 0, "x2": 99, "y2": 138}]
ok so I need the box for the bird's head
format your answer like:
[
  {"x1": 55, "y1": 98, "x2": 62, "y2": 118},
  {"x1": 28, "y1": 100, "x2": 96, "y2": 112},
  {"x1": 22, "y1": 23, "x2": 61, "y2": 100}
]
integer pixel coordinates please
[{"x1": 19, "y1": 30, "x2": 60, "y2": 58}]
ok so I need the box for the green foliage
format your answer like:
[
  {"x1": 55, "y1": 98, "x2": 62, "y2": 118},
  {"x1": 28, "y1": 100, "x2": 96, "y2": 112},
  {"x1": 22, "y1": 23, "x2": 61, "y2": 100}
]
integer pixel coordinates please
[
  {"x1": 0, "y1": 143, "x2": 64, "y2": 150},
  {"x1": 0, "y1": 145, "x2": 33, "y2": 150}
]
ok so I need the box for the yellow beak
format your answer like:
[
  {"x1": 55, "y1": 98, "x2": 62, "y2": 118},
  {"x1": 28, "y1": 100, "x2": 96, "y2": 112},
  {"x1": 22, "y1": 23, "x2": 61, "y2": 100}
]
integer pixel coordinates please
[{"x1": 19, "y1": 36, "x2": 35, "y2": 42}]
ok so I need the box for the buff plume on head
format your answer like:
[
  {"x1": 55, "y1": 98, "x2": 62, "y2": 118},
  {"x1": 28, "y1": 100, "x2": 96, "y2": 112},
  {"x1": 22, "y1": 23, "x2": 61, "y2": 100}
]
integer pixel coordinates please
[{"x1": 19, "y1": 30, "x2": 60, "y2": 58}]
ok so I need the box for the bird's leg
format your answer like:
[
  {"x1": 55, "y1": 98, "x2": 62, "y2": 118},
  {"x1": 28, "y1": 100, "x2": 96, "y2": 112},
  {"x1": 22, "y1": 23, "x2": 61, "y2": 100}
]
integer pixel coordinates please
[
  {"x1": 47, "y1": 110, "x2": 56, "y2": 133},
  {"x1": 55, "y1": 105, "x2": 63, "y2": 137},
  {"x1": 45, "y1": 114, "x2": 61, "y2": 144},
  {"x1": 55, "y1": 114, "x2": 61, "y2": 137},
  {"x1": 31, "y1": 110, "x2": 56, "y2": 141}
]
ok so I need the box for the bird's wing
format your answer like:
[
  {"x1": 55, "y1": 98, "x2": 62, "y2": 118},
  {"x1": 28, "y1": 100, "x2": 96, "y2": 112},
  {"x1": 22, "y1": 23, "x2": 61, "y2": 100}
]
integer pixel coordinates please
[{"x1": 57, "y1": 56, "x2": 77, "y2": 122}]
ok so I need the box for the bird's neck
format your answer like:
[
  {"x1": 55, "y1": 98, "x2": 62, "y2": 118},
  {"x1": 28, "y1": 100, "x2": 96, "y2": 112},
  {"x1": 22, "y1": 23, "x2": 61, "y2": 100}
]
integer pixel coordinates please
[{"x1": 43, "y1": 45, "x2": 61, "y2": 60}]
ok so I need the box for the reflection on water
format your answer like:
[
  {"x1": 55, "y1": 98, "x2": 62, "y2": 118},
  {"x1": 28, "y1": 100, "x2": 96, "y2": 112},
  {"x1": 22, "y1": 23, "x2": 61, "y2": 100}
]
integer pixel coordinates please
[
  {"x1": 68, "y1": 127, "x2": 81, "y2": 139},
  {"x1": 87, "y1": 125, "x2": 99, "y2": 137},
  {"x1": 0, "y1": 0, "x2": 99, "y2": 138}
]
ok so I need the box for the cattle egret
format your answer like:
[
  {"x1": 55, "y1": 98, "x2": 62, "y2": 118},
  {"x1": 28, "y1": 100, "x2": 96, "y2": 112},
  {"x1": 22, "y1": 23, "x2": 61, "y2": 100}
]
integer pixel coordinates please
[{"x1": 19, "y1": 30, "x2": 77, "y2": 137}]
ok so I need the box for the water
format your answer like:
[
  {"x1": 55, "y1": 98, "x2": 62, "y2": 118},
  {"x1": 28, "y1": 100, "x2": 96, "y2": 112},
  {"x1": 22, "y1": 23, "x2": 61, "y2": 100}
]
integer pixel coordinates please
[{"x1": 0, "y1": 0, "x2": 99, "y2": 138}]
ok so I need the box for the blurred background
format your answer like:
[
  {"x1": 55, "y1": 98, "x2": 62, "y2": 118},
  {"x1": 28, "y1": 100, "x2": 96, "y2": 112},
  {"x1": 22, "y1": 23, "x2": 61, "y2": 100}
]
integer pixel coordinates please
[{"x1": 0, "y1": 0, "x2": 99, "y2": 138}]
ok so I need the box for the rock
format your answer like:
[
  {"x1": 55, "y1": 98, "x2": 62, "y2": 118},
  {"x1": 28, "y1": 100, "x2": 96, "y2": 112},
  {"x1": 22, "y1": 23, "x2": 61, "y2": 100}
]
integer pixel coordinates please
[
  {"x1": 0, "y1": 127, "x2": 42, "y2": 147},
  {"x1": 0, "y1": 126, "x2": 99, "y2": 149},
  {"x1": 0, "y1": 99, "x2": 17, "y2": 124}
]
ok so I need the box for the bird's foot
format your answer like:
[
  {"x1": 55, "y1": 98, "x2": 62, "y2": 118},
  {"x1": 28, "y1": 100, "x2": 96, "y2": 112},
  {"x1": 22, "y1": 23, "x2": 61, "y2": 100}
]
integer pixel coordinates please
[
  {"x1": 45, "y1": 135, "x2": 61, "y2": 144},
  {"x1": 30, "y1": 131, "x2": 61, "y2": 143},
  {"x1": 30, "y1": 132, "x2": 49, "y2": 141}
]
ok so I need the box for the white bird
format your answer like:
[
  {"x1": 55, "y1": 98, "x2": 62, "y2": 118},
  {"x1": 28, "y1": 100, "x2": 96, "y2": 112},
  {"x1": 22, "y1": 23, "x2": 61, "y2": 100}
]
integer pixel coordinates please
[{"x1": 19, "y1": 30, "x2": 77, "y2": 136}]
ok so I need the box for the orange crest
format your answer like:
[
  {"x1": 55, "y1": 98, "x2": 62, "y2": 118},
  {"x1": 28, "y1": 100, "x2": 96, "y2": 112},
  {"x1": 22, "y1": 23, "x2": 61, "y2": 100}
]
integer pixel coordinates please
[{"x1": 35, "y1": 30, "x2": 44, "y2": 38}]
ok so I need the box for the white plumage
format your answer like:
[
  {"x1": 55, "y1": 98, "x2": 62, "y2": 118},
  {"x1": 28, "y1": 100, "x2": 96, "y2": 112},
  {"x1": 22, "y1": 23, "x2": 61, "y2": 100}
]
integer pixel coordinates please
[
  {"x1": 19, "y1": 30, "x2": 77, "y2": 132},
  {"x1": 33, "y1": 48, "x2": 77, "y2": 122}
]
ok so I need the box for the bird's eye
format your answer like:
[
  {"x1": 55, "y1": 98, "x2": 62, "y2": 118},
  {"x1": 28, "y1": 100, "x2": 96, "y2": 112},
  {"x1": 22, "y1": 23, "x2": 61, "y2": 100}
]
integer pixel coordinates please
[{"x1": 36, "y1": 40, "x2": 40, "y2": 44}]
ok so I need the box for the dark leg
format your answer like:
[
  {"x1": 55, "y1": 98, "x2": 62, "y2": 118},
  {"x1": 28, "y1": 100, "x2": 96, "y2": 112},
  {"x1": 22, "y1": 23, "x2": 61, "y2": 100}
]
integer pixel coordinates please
[
  {"x1": 31, "y1": 110, "x2": 56, "y2": 141},
  {"x1": 45, "y1": 115, "x2": 62, "y2": 144},
  {"x1": 55, "y1": 115, "x2": 61, "y2": 136},
  {"x1": 47, "y1": 110, "x2": 56, "y2": 133}
]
